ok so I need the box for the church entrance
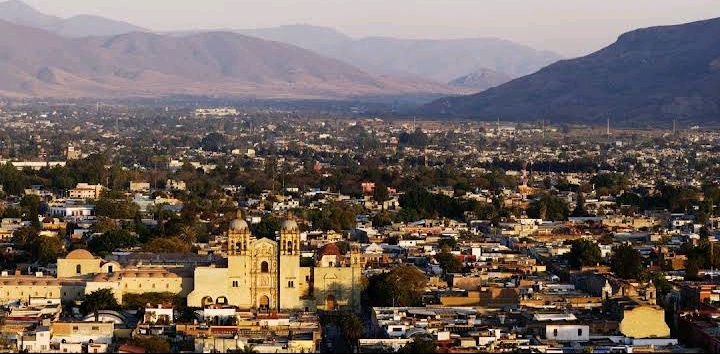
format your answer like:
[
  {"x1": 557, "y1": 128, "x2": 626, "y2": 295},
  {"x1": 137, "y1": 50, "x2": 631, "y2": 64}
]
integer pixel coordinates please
[
  {"x1": 325, "y1": 295, "x2": 336, "y2": 311},
  {"x1": 259, "y1": 295, "x2": 270, "y2": 312}
]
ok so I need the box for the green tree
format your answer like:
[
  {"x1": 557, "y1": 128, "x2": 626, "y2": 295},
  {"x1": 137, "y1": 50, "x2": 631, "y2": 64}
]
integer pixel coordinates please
[
  {"x1": 568, "y1": 239, "x2": 602, "y2": 269},
  {"x1": 94, "y1": 191, "x2": 140, "y2": 219},
  {"x1": 372, "y1": 212, "x2": 393, "y2": 228},
  {"x1": 438, "y1": 237, "x2": 457, "y2": 251},
  {"x1": 373, "y1": 182, "x2": 389, "y2": 203},
  {"x1": 366, "y1": 265, "x2": 427, "y2": 307},
  {"x1": 397, "y1": 338, "x2": 437, "y2": 353},
  {"x1": 253, "y1": 215, "x2": 281, "y2": 239},
  {"x1": 685, "y1": 258, "x2": 701, "y2": 281},
  {"x1": 33, "y1": 236, "x2": 64, "y2": 265},
  {"x1": 435, "y1": 252, "x2": 464, "y2": 274},
  {"x1": 88, "y1": 229, "x2": 137, "y2": 255},
  {"x1": 527, "y1": 193, "x2": 569, "y2": 221},
  {"x1": 339, "y1": 311, "x2": 364, "y2": 353},
  {"x1": 238, "y1": 344, "x2": 259, "y2": 353},
  {"x1": 571, "y1": 193, "x2": 589, "y2": 217},
  {"x1": 611, "y1": 243, "x2": 643, "y2": 279},
  {"x1": 19, "y1": 194, "x2": 42, "y2": 230},
  {"x1": 124, "y1": 336, "x2": 171, "y2": 353},
  {"x1": 81, "y1": 289, "x2": 120, "y2": 320},
  {"x1": 143, "y1": 237, "x2": 191, "y2": 253}
]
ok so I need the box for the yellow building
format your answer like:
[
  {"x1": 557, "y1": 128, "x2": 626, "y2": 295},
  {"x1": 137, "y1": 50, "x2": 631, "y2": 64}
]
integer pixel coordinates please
[
  {"x1": 187, "y1": 217, "x2": 363, "y2": 312},
  {"x1": 1, "y1": 249, "x2": 192, "y2": 305}
]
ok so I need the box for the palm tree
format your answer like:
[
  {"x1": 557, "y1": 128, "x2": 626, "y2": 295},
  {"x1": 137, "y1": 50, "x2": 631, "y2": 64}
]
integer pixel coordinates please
[
  {"x1": 340, "y1": 311, "x2": 364, "y2": 353},
  {"x1": 238, "y1": 344, "x2": 258, "y2": 353},
  {"x1": 177, "y1": 224, "x2": 197, "y2": 244}
]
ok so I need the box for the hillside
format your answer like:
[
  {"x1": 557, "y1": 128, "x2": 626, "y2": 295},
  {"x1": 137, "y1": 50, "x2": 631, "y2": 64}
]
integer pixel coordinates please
[
  {"x1": 0, "y1": 20, "x2": 460, "y2": 99},
  {"x1": 238, "y1": 25, "x2": 562, "y2": 82},
  {"x1": 448, "y1": 68, "x2": 513, "y2": 92},
  {"x1": 0, "y1": 0, "x2": 145, "y2": 37},
  {"x1": 420, "y1": 17, "x2": 720, "y2": 125}
]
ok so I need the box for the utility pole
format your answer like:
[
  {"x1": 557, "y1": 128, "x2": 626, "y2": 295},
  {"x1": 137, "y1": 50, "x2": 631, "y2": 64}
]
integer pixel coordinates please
[{"x1": 673, "y1": 119, "x2": 677, "y2": 135}]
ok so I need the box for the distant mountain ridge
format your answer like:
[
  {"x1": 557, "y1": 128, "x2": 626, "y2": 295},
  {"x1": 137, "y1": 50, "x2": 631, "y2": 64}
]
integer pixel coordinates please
[
  {"x1": 0, "y1": 0, "x2": 146, "y2": 37},
  {"x1": 0, "y1": 1, "x2": 562, "y2": 97},
  {"x1": 0, "y1": 20, "x2": 462, "y2": 99},
  {"x1": 448, "y1": 68, "x2": 513, "y2": 92},
  {"x1": 238, "y1": 25, "x2": 564, "y2": 82},
  {"x1": 420, "y1": 17, "x2": 720, "y2": 125}
]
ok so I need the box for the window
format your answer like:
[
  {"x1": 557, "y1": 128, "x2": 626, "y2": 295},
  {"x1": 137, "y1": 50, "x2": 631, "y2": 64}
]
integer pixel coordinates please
[
  {"x1": 152, "y1": 283, "x2": 156, "y2": 288},
  {"x1": 288, "y1": 281, "x2": 294, "y2": 288},
  {"x1": 108, "y1": 265, "x2": 113, "y2": 273},
  {"x1": 305, "y1": 276, "x2": 310, "y2": 281},
  {"x1": 76, "y1": 264, "x2": 82, "y2": 274},
  {"x1": 232, "y1": 281, "x2": 239, "y2": 287},
  {"x1": 261, "y1": 261, "x2": 269, "y2": 273},
  {"x1": 72, "y1": 326, "x2": 79, "y2": 332},
  {"x1": 578, "y1": 328, "x2": 583, "y2": 336},
  {"x1": 92, "y1": 326, "x2": 100, "y2": 331},
  {"x1": 553, "y1": 329, "x2": 558, "y2": 337}
]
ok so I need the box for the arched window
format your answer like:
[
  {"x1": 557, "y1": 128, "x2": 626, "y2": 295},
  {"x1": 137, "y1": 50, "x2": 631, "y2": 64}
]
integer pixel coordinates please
[
  {"x1": 261, "y1": 261, "x2": 269, "y2": 273},
  {"x1": 75, "y1": 264, "x2": 82, "y2": 274},
  {"x1": 287, "y1": 241, "x2": 293, "y2": 252}
]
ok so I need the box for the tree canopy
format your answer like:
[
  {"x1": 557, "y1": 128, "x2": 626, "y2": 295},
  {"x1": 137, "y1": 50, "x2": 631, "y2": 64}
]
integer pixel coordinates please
[
  {"x1": 610, "y1": 243, "x2": 643, "y2": 279},
  {"x1": 568, "y1": 239, "x2": 602, "y2": 269},
  {"x1": 81, "y1": 289, "x2": 120, "y2": 318},
  {"x1": 366, "y1": 265, "x2": 427, "y2": 307}
]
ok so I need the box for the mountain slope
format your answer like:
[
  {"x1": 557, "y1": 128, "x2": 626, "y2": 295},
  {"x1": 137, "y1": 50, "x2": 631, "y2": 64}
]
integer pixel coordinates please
[
  {"x1": 55, "y1": 14, "x2": 146, "y2": 37},
  {"x1": 0, "y1": 0, "x2": 61, "y2": 29},
  {"x1": 448, "y1": 68, "x2": 512, "y2": 92},
  {"x1": 238, "y1": 25, "x2": 563, "y2": 82},
  {"x1": 0, "y1": 0, "x2": 146, "y2": 37},
  {"x1": 420, "y1": 17, "x2": 720, "y2": 125},
  {"x1": 0, "y1": 20, "x2": 460, "y2": 99}
]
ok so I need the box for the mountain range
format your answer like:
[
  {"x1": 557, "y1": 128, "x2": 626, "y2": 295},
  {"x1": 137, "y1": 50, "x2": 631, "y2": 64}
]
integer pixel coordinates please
[
  {"x1": 0, "y1": 1, "x2": 561, "y2": 97},
  {"x1": 0, "y1": 0, "x2": 145, "y2": 37},
  {"x1": 421, "y1": 17, "x2": 720, "y2": 125},
  {"x1": 237, "y1": 25, "x2": 563, "y2": 82},
  {"x1": 448, "y1": 68, "x2": 513, "y2": 91},
  {"x1": 0, "y1": 19, "x2": 465, "y2": 99}
]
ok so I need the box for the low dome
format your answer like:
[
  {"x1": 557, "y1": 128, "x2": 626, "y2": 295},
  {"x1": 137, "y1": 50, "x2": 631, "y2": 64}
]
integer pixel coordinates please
[
  {"x1": 230, "y1": 219, "x2": 248, "y2": 231},
  {"x1": 65, "y1": 249, "x2": 95, "y2": 260},
  {"x1": 281, "y1": 219, "x2": 298, "y2": 231},
  {"x1": 318, "y1": 243, "x2": 341, "y2": 257}
]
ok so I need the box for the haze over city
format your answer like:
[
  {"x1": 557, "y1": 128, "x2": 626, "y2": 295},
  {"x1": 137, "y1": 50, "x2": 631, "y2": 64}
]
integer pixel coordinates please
[
  {"x1": 3, "y1": 0, "x2": 720, "y2": 353},
  {"x1": 21, "y1": 0, "x2": 720, "y2": 56}
]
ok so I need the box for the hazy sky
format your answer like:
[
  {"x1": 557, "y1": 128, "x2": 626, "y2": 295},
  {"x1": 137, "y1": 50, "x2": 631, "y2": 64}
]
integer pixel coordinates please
[{"x1": 23, "y1": 0, "x2": 720, "y2": 56}]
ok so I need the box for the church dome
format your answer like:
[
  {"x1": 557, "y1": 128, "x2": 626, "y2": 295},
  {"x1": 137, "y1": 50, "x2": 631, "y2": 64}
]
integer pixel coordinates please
[
  {"x1": 281, "y1": 219, "x2": 298, "y2": 231},
  {"x1": 230, "y1": 218, "x2": 248, "y2": 231},
  {"x1": 65, "y1": 249, "x2": 95, "y2": 260},
  {"x1": 318, "y1": 243, "x2": 342, "y2": 257}
]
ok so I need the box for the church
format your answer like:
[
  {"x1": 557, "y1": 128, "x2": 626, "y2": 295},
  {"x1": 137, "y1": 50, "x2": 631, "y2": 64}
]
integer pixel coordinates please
[{"x1": 186, "y1": 216, "x2": 363, "y2": 312}]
